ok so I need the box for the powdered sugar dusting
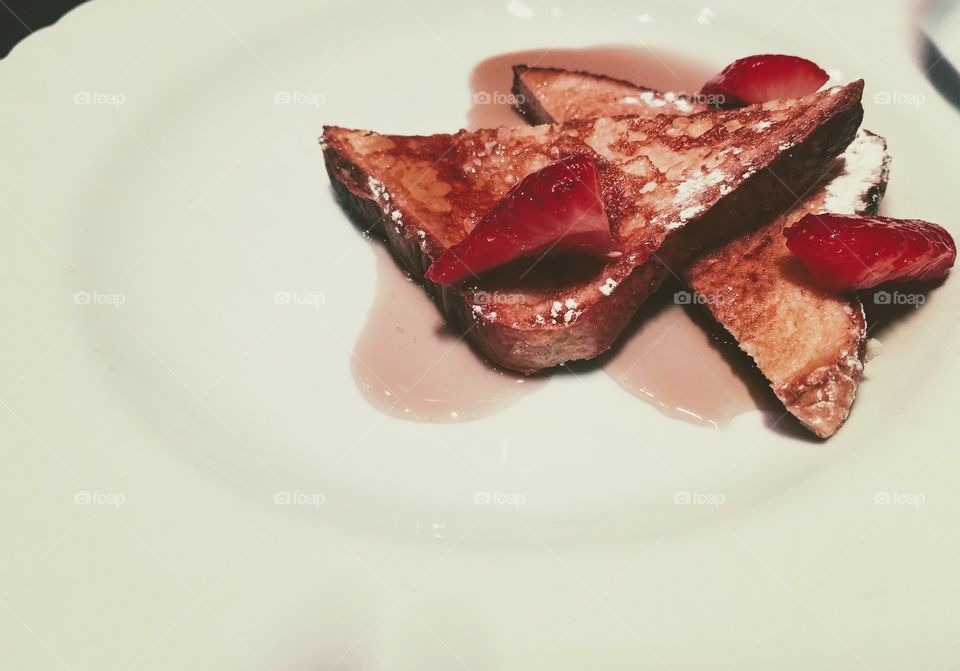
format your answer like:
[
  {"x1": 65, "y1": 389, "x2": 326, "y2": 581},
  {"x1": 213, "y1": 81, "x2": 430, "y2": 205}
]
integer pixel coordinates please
[
  {"x1": 864, "y1": 337, "x2": 883, "y2": 363},
  {"x1": 652, "y1": 167, "x2": 730, "y2": 230},
  {"x1": 368, "y1": 176, "x2": 389, "y2": 203},
  {"x1": 822, "y1": 131, "x2": 890, "y2": 212},
  {"x1": 680, "y1": 204, "x2": 705, "y2": 221},
  {"x1": 674, "y1": 168, "x2": 726, "y2": 206},
  {"x1": 623, "y1": 90, "x2": 695, "y2": 112}
]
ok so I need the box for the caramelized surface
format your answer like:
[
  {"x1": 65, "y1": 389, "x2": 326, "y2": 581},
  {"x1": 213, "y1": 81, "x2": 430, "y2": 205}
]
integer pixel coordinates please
[
  {"x1": 514, "y1": 65, "x2": 887, "y2": 435},
  {"x1": 513, "y1": 65, "x2": 709, "y2": 123},
  {"x1": 323, "y1": 81, "x2": 863, "y2": 332}
]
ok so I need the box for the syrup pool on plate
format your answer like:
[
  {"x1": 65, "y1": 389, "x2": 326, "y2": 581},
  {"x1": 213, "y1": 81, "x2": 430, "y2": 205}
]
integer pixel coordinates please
[
  {"x1": 468, "y1": 45, "x2": 714, "y2": 129},
  {"x1": 600, "y1": 287, "x2": 778, "y2": 429},
  {"x1": 350, "y1": 46, "x2": 772, "y2": 426},
  {"x1": 351, "y1": 245, "x2": 544, "y2": 422}
]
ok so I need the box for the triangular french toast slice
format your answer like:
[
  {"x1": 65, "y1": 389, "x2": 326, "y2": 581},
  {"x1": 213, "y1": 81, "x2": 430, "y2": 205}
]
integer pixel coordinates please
[
  {"x1": 512, "y1": 65, "x2": 889, "y2": 436},
  {"x1": 688, "y1": 130, "x2": 888, "y2": 437},
  {"x1": 322, "y1": 82, "x2": 863, "y2": 375},
  {"x1": 512, "y1": 65, "x2": 710, "y2": 123}
]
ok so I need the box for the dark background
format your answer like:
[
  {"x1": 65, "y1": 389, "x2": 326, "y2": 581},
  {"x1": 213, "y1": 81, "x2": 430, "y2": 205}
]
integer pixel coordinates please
[{"x1": 1, "y1": 0, "x2": 89, "y2": 58}]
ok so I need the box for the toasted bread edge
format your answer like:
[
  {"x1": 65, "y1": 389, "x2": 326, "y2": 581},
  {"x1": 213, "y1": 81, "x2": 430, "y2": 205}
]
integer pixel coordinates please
[
  {"x1": 322, "y1": 138, "x2": 668, "y2": 373},
  {"x1": 778, "y1": 132, "x2": 890, "y2": 438},
  {"x1": 321, "y1": 82, "x2": 864, "y2": 374}
]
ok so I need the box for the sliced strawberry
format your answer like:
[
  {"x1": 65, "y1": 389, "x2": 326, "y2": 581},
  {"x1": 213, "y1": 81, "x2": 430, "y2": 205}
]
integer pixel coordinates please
[
  {"x1": 425, "y1": 154, "x2": 618, "y2": 285},
  {"x1": 700, "y1": 54, "x2": 829, "y2": 108},
  {"x1": 784, "y1": 214, "x2": 956, "y2": 291}
]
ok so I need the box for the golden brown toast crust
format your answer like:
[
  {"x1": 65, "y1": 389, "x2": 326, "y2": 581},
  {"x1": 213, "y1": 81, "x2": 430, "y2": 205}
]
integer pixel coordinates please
[
  {"x1": 322, "y1": 83, "x2": 863, "y2": 373},
  {"x1": 514, "y1": 66, "x2": 888, "y2": 436},
  {"x1": 687, "y1": 131, "x2": 890, "y2": 437},
  {"x1": 512, "y1": 64, "x2": 709, "y2": 124}
]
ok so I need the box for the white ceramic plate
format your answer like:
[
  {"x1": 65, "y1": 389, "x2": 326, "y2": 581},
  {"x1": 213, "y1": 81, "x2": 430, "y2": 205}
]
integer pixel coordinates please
[{"x1": 3, "y1": 0, "x2": 960, "y2": 668}]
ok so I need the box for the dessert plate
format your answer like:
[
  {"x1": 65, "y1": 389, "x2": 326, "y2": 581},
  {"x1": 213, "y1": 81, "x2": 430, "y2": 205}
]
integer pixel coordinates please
[{"x1": 3, "y1": 0, "x2": 959, "y2": 668}]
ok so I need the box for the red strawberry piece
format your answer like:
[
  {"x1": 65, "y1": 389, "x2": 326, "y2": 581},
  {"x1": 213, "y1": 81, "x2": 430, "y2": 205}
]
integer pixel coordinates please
[
  {"x1": 700, "y1": 54, "x2": 829, "y2": 108},
  {"x1": 425, "y1": 153, "x2": 618, "y2": 285},
  {"x1": 784, "y1": 214, "x2": 956, "y2": 291}
]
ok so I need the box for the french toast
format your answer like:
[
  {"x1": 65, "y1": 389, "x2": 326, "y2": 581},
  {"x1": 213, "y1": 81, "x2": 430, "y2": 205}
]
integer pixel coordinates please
[
  {"x1": 690, "y1": 131, "x2": 889, "y2": 437},
  {"x1": 512, "y1": 65, "x2": 890, "y2": 436},
  {"x1": 511, "y1": 65, "x2": 709, "y2": 124},
  {"x1": 322, "y1": 82, "x2": 863, "y2": 374}
]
